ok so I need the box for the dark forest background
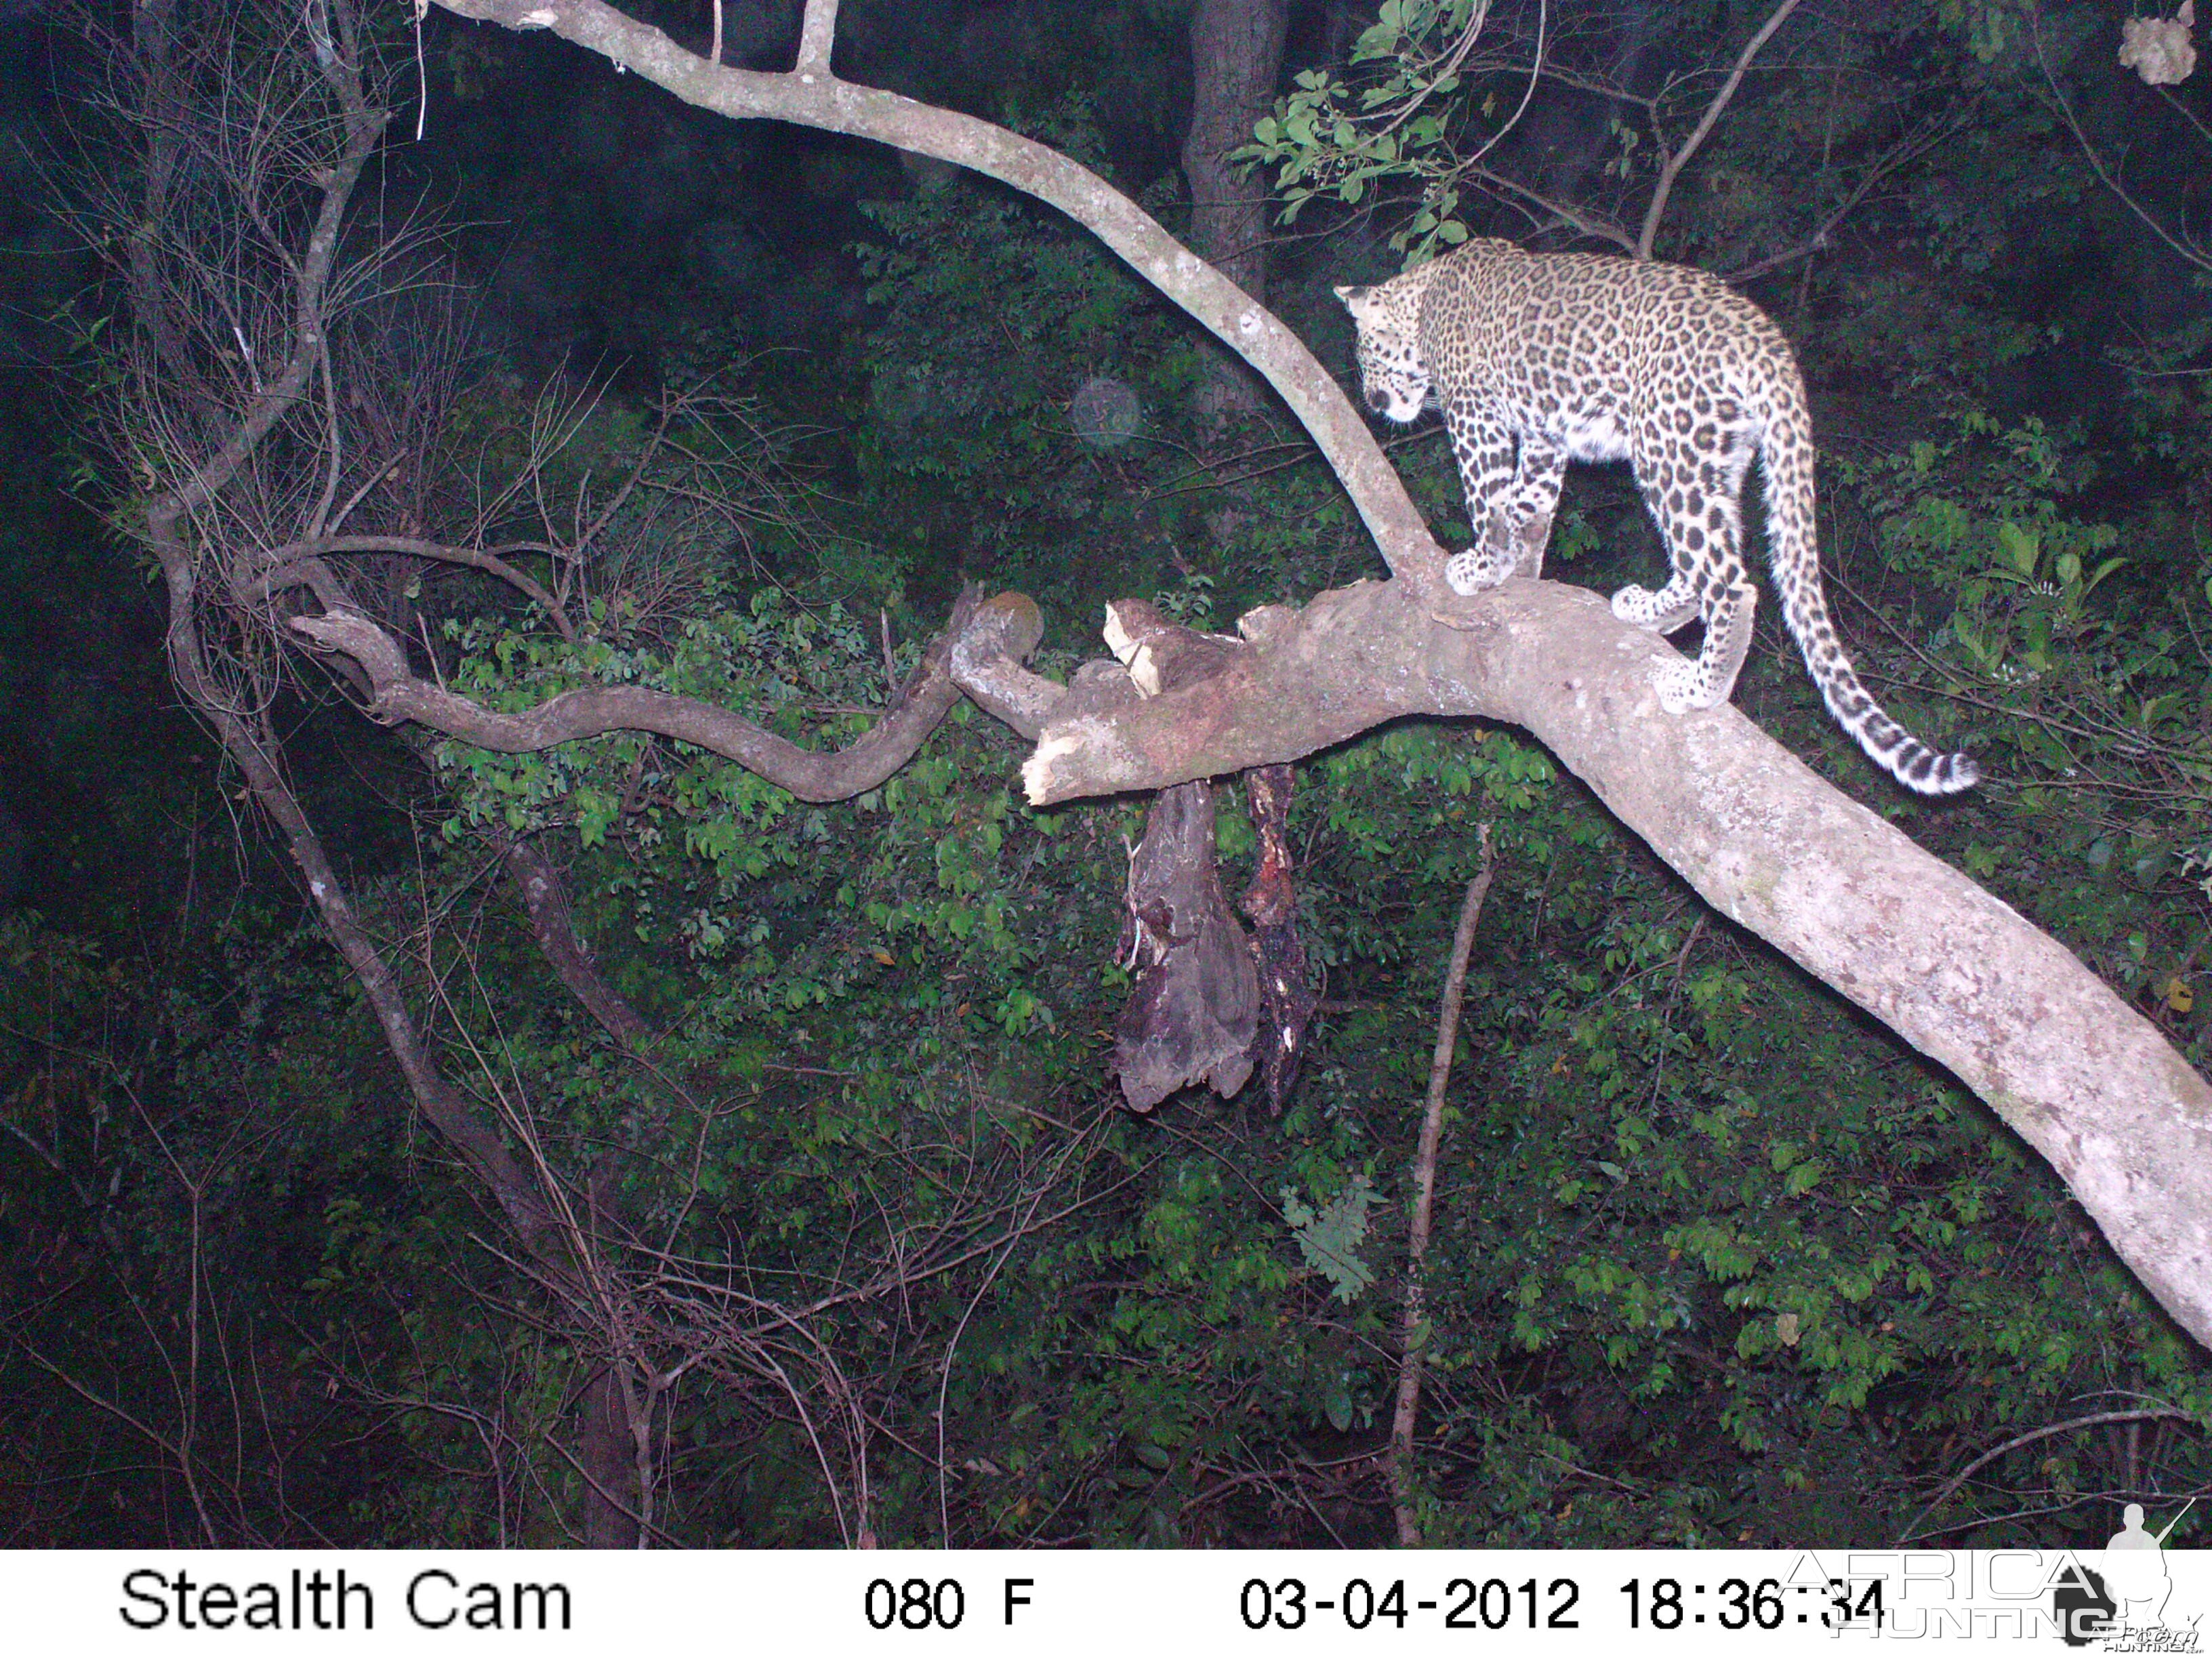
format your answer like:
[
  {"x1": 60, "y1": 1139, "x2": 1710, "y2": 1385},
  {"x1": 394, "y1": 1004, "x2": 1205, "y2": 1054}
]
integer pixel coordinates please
[{"x1": 2, "y1": 0, "x2": 2210, "y2": 1549}]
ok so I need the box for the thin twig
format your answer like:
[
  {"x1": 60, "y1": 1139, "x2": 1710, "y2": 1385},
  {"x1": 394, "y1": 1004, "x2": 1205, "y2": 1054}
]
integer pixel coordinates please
[
  {"x1": 1391, "y1": 825, "x2": 1496, "y2": 1547},
  {"x1": 2027, "y1": 1, "x2": 2211, "y2": 273},
  {"x1": 1637, "y1": 0, "x2": 1803, "y2": 260},
  {"x1": 1898, "y1": 1406, "x2": 2197, "y2": 1543}
]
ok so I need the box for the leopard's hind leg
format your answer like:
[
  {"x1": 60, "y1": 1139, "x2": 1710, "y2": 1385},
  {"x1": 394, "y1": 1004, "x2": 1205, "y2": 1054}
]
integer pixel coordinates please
[
  {"x1": 1612, "y1": 466, "x2": 1704, "y2": 634},
  {"x1": 1616, "y1": 415, "x2": 1759, "y2": 714}
]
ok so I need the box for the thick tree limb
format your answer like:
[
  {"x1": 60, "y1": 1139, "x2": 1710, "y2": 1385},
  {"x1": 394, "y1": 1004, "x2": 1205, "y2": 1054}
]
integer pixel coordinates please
[
  {"x1": 1024, "y1": 579, "x2": 1436, "y2": 800},
  {"x1": 426, "y1": 0, "x2": 1446, "y2": 594},
  {"x1": 289, "y1": 587, "x2": 1043, "y2": 804},
  {"x1": 1183, "y1": 0, "x2": 1289, "y2": 417},
  {"x1": 1029, "y1": 577, "x2": 2212, "y2": 1351}
]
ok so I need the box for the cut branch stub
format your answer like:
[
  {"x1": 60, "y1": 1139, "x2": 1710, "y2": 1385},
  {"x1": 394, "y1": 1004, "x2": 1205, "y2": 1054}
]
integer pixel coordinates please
[{"x1": 1025, "y1": 578, "x2": 1436, "y2": 804}]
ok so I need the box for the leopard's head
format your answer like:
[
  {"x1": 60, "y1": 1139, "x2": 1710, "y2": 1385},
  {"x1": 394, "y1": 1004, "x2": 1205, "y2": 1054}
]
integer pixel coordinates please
[{"x1": 1335, "y1": 278, "x2": 1431, "y2": 424}]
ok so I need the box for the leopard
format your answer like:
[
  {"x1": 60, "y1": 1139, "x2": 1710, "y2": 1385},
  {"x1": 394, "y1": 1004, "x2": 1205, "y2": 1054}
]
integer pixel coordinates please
[{"x1": 1336, "y1": 239, "x2": 1977, "y2": 795}]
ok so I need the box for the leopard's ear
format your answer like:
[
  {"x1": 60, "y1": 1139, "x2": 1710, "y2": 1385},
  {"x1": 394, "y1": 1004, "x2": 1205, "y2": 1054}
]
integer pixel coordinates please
[{"x1": 1334, "y1": 283, "x2": 1370, "y2": 310}]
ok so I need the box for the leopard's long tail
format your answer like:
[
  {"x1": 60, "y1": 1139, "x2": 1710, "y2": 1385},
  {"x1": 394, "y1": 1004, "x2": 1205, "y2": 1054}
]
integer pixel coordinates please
[{"x1": 1759, "y1": 385, "x2": 1978, "y2": 796}]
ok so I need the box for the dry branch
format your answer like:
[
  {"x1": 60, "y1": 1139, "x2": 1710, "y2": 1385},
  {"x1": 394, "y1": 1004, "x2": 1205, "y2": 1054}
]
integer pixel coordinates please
[
  {"x1": 291, "y1": 587, "x2": 1043, "y2": 803},
  {"x1": 1392, "y1": 828, "x2": 1496, "y2": 1548},
  {"x1": 1635, "y1": 0, "x2": 1803, "y2": 259}
]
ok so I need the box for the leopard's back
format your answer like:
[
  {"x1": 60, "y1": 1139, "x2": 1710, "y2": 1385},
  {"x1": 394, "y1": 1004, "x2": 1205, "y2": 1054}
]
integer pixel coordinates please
[{"x1": 1418, "y1": 243, "x2": 1805, "y2": 466}]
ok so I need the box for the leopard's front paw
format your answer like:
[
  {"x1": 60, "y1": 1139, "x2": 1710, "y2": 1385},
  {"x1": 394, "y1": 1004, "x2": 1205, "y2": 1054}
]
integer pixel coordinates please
[
  {"x1": 1445, "y1": 546, "x2": 1515, "y2": 598},
  {"x1": 1652, "y1": 657, "x2": 1706, "y2": 715},
  {"x1": 1612, "y1": 584, "x2": 1664, "y2": 628}
]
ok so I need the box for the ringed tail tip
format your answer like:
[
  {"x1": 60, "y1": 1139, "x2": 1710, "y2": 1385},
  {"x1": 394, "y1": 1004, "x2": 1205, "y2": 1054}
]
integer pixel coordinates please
[{"x1": 1891, "y1": 746, "x2": 1979, "y2": 796}]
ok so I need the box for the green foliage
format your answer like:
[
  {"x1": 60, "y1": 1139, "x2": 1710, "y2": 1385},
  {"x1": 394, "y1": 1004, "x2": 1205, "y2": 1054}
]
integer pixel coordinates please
[
  {"x1": 1243, "y1": 33, "x2": 1483, "y2": 258},
  {"x1": 1818, "y1": 406, "x2": 2212, "y2": 1071},
  {"x1": 1284, "y1": 1174, "x2": 1377, "y2": 1304}
]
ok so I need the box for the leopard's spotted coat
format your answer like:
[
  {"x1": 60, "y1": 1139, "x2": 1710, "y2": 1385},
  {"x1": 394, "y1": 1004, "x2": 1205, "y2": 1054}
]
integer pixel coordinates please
[{"x1": 1337, "y1": 239, "x2": 1975, "y2": 795}]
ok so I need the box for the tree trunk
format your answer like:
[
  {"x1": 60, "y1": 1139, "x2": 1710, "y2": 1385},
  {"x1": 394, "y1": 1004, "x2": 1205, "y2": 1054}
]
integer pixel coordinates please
[
  {"x1": 1182, "y1": 0, "x2": 1289, "y2": 419},
  {"x1": 579, "y1": 1365, "x2": 642, "y2": 1547}
]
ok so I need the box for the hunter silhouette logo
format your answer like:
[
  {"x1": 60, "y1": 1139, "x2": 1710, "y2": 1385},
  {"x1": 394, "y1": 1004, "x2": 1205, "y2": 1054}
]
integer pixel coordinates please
[{"x1": 2052, "y1": 1500, "x2": 2198, "y2": 1649}]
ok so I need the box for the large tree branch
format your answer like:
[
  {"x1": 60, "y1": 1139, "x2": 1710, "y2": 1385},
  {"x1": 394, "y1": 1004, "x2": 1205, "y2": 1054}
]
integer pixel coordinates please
[
  {"x1": 426, "y1": 0, "x2": 1443, "y2": 594},
  {"x1": 1026, "y1": 577, "x2": 2212, "y2": 1350},
  {"x1": 288, "y1": 587, "x2": 1044, "y2": 803}
]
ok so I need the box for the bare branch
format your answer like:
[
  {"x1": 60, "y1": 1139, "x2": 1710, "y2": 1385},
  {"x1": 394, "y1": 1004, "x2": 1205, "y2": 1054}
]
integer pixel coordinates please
[
  {"x1": 1469, "y1": 163, "x2": 1637, "y2": 253},
  {"x1": 1636, "y1": 0, "x2": 1802, "y2": 260},
  {"x1": 1723, "y1": 110, "x2": 1963, "y2": 283},
  {"x1": 426, "y1": 0, "x2": 1446, "y2": 593},
  {"x1": 1901, "y1": 1406, "x2": 2198, "y2": 1542},
  {"x1": 269, "y1": 534, "x2": 571, "y2": 634},
  {"x1": 2031, "y1": 1, "x2": 2212, "y2": 274},
  {"x1": 1391, "y1": 827, "x2": 1495, "y2": 1547},
  {"x1": 288, "y1": 587, "x2": 1044, "y2": 803},
  {"x1": 504, "y1": 837, "x2": 655, "y2": 1049}
]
